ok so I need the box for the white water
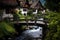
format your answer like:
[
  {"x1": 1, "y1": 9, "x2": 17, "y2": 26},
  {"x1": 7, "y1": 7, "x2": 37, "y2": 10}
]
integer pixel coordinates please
[{"x1": 15, "y1": 26, "x2": 42, "y2": 40}]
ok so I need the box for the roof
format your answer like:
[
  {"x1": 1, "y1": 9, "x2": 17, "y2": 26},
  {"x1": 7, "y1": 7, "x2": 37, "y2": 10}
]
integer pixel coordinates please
[
  {"x1": 0, "y1": 0, "x2": 17, "y2": 5},
  {"x1": 0, "y1": 0, "x2": 18, "y2": 8},
  {"x1": 0, "y1": 0, "x2": 44, "y2": 9}
]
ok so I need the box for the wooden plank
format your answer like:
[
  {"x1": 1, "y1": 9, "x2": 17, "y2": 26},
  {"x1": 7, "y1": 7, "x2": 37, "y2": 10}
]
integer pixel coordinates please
[{"x1": 11, "y1": 20, "x2": 46, "y2": 25}]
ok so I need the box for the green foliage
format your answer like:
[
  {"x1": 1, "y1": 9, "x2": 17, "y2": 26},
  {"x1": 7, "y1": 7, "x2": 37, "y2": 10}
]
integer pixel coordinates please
[
  {"x1": 0, "y1": 22, "x2": 16, "y2": 38},
  {"x1": 21, "y1": 25, "x2": 27, "y2": 30},
  {"x1": 0, "y1": 29, "x2": 4, "y2": 38},
  {"x1": 15, "y1": 9, "x2": 37, "y2": 20},
  {"x1": 44, "y1": 11, "x2": 60, "y2": 40},
  {"x1": 27, "y1": 10, "x2": 33, "y2": 16}
]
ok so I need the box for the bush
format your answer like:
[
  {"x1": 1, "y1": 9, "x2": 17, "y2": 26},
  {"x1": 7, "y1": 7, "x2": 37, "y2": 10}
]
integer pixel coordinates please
[
  {"x1": 0, "y1": 22, "x2": 16, "y2": 38},
  {"x1": 44, "y1": 11, "x2": 60, "y2": 40}
]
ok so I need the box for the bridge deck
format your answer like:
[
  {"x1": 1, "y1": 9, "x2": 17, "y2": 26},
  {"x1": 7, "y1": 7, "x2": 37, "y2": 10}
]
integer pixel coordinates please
[{"x1": 11, "y1": 20, "x2": 46, "y2": 25}]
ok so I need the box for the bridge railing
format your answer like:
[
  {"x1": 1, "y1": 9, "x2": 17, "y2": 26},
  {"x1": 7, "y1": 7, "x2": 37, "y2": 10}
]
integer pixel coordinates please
[{"x1": 10, "y1": 13, "x2": 48, "y2": 25}]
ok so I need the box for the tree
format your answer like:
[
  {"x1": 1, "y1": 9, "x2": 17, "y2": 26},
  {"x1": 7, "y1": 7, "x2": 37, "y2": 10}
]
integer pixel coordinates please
[
  {"x1": 45, "y1": 0, "x2": 60, "y2": 12},
  {"x1": 44, "y1": 11, "x2": 60, "y2": 40},
  {"x1": 0, "y1": 21, "x2": 16, "y2": 38},
  {"x1": 44, "y1": 0, "x2": 60, "y2": 40}
]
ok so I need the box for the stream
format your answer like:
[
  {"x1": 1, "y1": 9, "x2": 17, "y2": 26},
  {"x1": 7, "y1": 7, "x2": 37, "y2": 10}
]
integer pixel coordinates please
[{"x1": 15, "y1": 26, "x2": 42, "y2": 40}]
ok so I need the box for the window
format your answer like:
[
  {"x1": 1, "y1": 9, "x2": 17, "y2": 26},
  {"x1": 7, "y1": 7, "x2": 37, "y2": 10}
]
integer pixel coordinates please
[
  {"x1": 23, "y1": 9, "x2": 27, "y2": 11},
  {"x1": 24, "y1": 13, "x2": 26, "y2": 16}
]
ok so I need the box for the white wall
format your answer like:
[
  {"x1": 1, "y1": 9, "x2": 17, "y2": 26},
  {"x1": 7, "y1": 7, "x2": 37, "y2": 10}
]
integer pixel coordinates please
[
  {"x1": 20, "y1": 8, "x2": 28, "y2": 16},
  {"x1": 20, "y1": 8, "x2": 38, "y2": 15},
  {"x1": 2, "y1": 10, "x2": 13, "y2": 19},
  {"x1": 41, "y1": 10, "x2": 45, "y2": 14},
  {"x1": 33, "y1": 9, "x2": 38, "y2": 14}
]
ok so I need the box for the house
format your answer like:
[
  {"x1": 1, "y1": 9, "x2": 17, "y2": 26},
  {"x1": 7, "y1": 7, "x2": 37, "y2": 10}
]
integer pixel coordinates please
[
  {"x1": 2, "y1": 10, "x2": 13, "y2": 19},
  {"x1": 0, "y1": 0, "x2": 17, "y2": 6},
  {"x1": 0, "y1": 0, "x2": 44, "y2": 9},
  {"x1": 20, "y1": 8, "x2": 28, "y2": 15},
  {"x1": 0, "y1": 0, "x2": 45, "y2": 19},
  {"x1": 0, "y1": 9, "x2": 13, "y2": 21},
  {"x1": 15, "y1": 0, "x2": 42, "y2": 15}
]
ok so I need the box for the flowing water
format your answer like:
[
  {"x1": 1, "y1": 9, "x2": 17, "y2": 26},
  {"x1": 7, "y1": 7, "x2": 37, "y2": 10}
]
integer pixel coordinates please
[{"x1": 15, "y1": 26, "x2": 42, "y2": 40}]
